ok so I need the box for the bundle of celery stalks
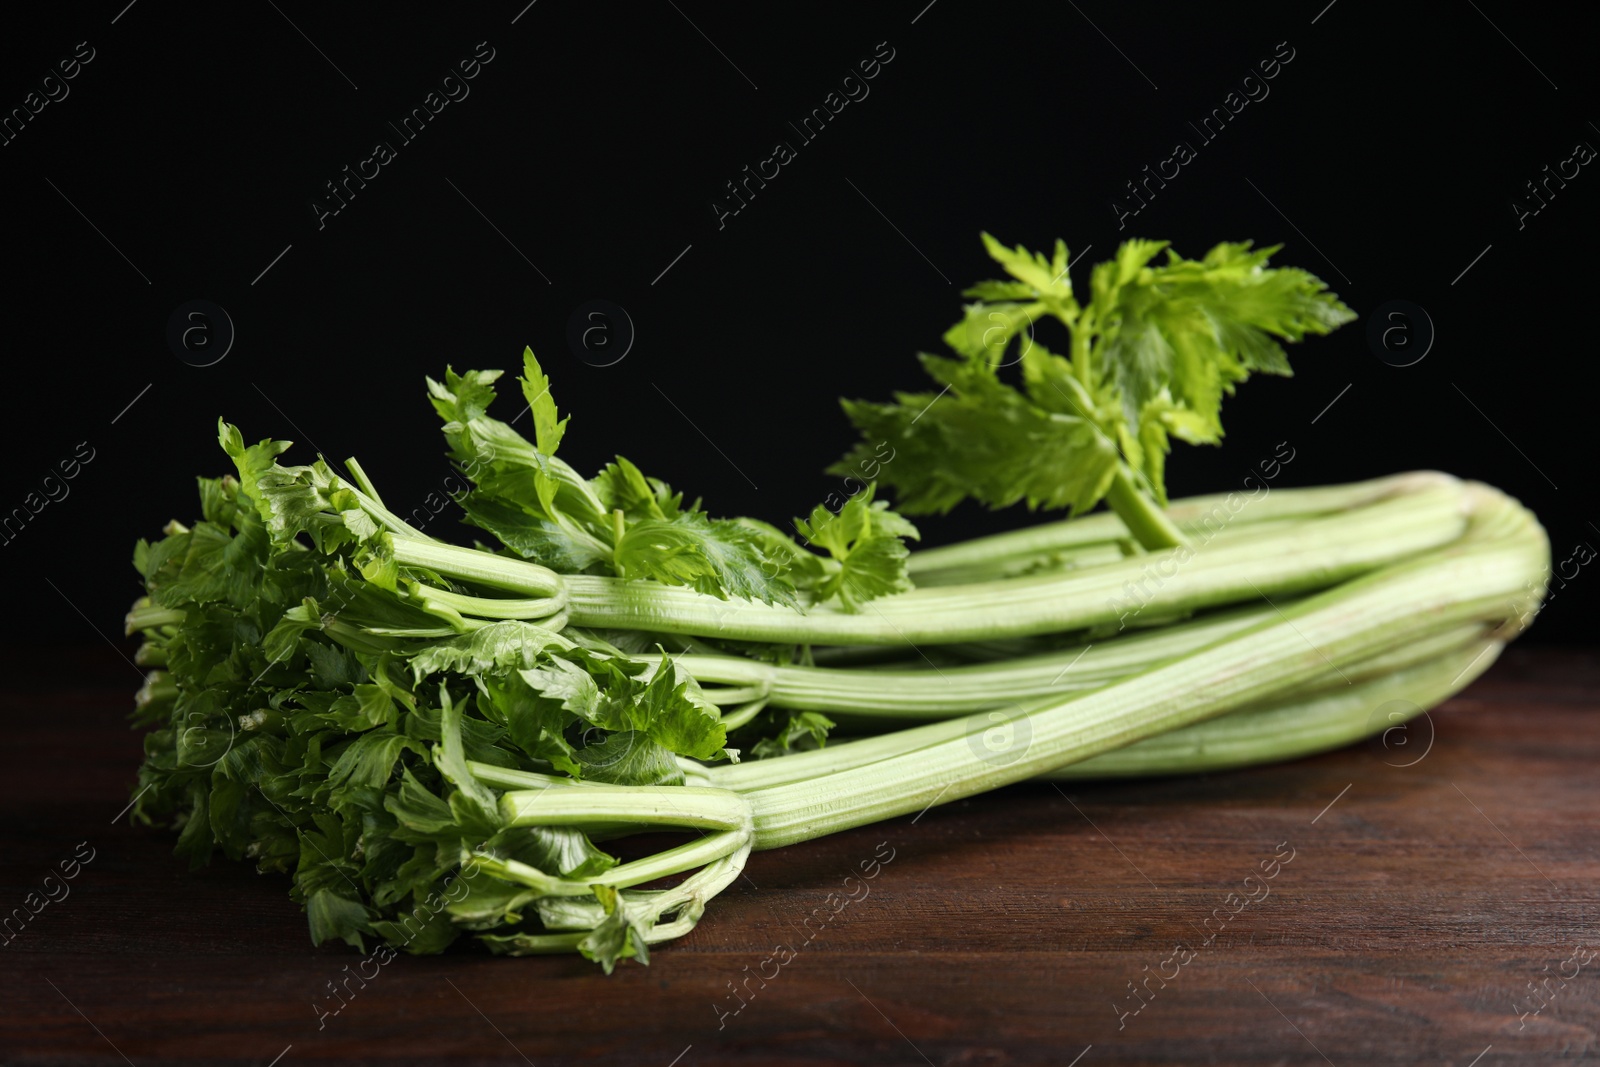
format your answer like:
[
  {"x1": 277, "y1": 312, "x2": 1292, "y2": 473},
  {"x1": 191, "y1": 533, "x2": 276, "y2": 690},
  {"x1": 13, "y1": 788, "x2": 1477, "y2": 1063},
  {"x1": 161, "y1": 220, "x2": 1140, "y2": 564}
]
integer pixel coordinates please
[{"x1": 125, "y1": 236, "x2": 1549, "y2": 969}]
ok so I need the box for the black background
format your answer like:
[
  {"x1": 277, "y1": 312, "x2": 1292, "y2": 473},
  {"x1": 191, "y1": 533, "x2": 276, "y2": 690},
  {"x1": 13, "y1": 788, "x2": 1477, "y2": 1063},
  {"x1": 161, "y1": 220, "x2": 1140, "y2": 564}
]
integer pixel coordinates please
[{"x1": 3, "y1": 1, "x2": 1594, "y2": 647}]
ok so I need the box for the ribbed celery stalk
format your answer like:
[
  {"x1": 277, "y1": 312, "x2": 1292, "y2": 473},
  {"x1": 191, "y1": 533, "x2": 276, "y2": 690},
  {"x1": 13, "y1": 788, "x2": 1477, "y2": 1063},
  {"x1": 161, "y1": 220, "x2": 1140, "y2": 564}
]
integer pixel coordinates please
[
  {"x1": 1043, "y1": 632, "x2": 1500, "y2": 779},
  {"x1": 673, "y1": 603, "x2": 1278, "y2": 714},
  {"x1": 742, "y1": 482, "x2": 1544, "y2": 847},
  {"x1": 699, "y1": 618, "x2": 1491, "y2": 791},
  {"x1": 562, "y1": 478, "x2": 1469, "y2": 645},
  {"x1": 908, "y1": 471, "x2": 1451, "y2": 584},
  {"x1": 461, "y1": 482, "x2": 1544, "y2": 957}
]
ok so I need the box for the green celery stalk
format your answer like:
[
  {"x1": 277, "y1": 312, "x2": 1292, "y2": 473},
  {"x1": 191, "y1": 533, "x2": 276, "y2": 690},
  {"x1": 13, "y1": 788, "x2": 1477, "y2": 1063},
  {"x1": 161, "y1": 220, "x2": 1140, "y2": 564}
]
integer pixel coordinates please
[
  {"x1": 557, "y1": 476, "x2": 1468, "y2": 645},
  {"x1": 907, "y1": 471, "x2": 1444, "y2": 583},
  {"x1": 466, "y1": 482, "x2": 1543, "y2": 957},
  {"x1": 1043, "y1": 632, "x2": 1500, "y2": 779},
  {"x1": 697, "y1": 618, "x2": 1491, "y2": 790},
  {"x1": 741, "y1": 482, "x2": 1544, "y2": 848}
]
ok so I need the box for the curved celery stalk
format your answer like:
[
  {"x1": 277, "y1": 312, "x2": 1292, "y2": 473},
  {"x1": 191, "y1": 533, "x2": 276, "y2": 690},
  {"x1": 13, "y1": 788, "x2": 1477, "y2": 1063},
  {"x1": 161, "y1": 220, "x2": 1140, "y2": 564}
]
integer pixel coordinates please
[
  {"x1": 1043, "y1": 631, "x2": 1500, "y2": 779},
  {"x1": 455, "y1": 482, "x2": 1544, "y2": 961},
  {"x1": 673, "y1": 603, "x2": 1278, "y2": 715},
  {"x1": 181, "y1": 470, "x2": 1479, "y2": 655},
  {"x1": 741, "y1": 482, "x2": 1545, "y2": 848},
  {"x1": 562, "y1": 477, "x2": 1470, "y2": 645},
  {"x1": 679, "y1": 601, "x2": 1479, "y2": 721},
  {"x1": 463, "y1": 781, "x2": 757, "y2": 955},
  {"x1": 701, "y1": 619, "x2": 1490, "y2": 792},
  {"x1": 478, "y1": 841, "x2": 752, "y2": 957},
  {"x1": 907, "y1": 471, "x2": 1449, "y2": 583}
]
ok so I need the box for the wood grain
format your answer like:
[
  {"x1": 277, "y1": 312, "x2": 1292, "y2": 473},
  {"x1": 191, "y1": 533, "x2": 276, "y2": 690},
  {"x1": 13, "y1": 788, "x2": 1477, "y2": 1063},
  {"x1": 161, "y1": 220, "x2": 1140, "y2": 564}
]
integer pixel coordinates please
[{"x1": 2, "y1": 645, "x2": 1596, "y2": 1066}]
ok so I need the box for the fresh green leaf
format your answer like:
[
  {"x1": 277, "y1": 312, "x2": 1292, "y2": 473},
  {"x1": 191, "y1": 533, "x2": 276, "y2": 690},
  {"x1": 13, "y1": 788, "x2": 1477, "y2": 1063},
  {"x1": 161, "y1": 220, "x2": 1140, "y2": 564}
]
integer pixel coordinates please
[
  {"x1": 520, "y1": 347, "x2": 568, "y2": 461},
  {"x1": 574, "y1": 732, "x2": 683, "y2": 786},
  {"x1": 793, "y1": 485, "x2": 919, "y2": 610},
  {"x1": 834, "y1": 353, "x2": 1120, "y2": 515},
  {"x1": 325, "y1": 730, "x2": 426, "y2": 803},
  {"x1": 487, "y1": 825, "x2": 618, "y2": 880},
  {"x1": 409, "y1": 620, "x2": 570, "y2": 683},
  {"x1": 614, "y1": 511, "x2": 798, "y2": 607},
  {"x1": 306, "y1": 888, "x2": 371, "y2": 950},
  {"x1": 578, "y1": 884, "x2": 651, "y2": 974},
  {"x1": 835, "y1": 235, "x2": 1353, "y2": 540},
  {"x1": 750, "y1": 710, "x2": 835, "y2": 759},
  {"x1": 433, "y1": 686, "x2": 502, "y2": 830}
]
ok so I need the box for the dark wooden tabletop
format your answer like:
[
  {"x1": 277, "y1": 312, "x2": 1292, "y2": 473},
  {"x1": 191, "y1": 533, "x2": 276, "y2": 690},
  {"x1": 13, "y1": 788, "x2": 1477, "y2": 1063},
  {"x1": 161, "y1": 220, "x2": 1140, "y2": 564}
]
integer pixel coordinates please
[{"x1": 3, "y1": 645, "x2": 1596, "y2": 1066}]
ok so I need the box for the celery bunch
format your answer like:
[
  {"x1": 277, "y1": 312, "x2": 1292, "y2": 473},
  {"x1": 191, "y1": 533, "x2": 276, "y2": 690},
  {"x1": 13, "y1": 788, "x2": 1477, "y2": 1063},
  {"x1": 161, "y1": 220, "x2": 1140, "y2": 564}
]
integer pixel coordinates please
[{"x1": 125, "y1": 237, "x2": 1547, "y2": 970}]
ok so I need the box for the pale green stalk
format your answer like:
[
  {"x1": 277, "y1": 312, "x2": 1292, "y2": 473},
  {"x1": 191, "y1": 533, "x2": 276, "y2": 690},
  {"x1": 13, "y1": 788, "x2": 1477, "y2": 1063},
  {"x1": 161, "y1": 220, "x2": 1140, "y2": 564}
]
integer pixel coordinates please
[
  {"x1": 742, "y1": 482, "x2": 1544, "y2": 847},
  {"x1": 701, "y1": 619, "x2": 1490, "y2": 791},
  {"x1": 675, "y1": 603, "x2": 1278, "y2": 715},
  {"x1": 561, "y1": 478, "x2": 1469, "y2": 645},
  {"x1": 1043, "y1": 633, "x2": 1500, "y2": 779},
  {"x1": 908, "y1": 471, "x2": 1448, "y2": 583},
  {"x1": 460, "y1": 482, "x2": 1543, "y2": 960}
]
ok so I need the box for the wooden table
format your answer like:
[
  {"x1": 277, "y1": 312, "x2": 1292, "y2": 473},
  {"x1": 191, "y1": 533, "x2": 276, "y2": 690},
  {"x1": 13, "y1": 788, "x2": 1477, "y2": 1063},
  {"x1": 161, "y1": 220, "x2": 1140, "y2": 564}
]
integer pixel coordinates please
[{"x1": 4, "y1": 646, "x2": 1596, "y2": 1065}]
